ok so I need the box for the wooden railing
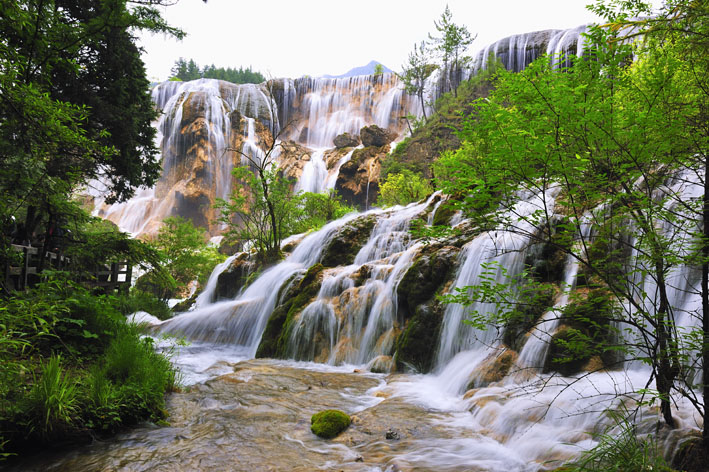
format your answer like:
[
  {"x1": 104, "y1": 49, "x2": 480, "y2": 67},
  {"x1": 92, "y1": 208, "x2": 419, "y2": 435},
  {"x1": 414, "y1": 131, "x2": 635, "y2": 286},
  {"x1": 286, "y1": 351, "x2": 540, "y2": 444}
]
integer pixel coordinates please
[{"x1": 3, "y1": 244, "x2": 131, "y2": 294}]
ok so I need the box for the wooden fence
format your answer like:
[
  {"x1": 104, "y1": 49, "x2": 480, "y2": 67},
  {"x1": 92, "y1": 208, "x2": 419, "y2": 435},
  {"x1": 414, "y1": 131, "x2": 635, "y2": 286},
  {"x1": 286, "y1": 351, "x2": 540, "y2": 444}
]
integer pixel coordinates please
[{"x1": 3, "y1": 244, "x2": 131, "y2": 294}]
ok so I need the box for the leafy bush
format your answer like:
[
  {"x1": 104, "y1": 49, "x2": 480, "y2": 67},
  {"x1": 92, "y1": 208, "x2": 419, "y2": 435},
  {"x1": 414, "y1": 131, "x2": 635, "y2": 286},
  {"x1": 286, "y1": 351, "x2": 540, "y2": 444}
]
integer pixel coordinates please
[
  {"x1": 563, "y1": 410, "x2": 673, "y2": 472},
  {"x1": 115, "y1": 290, "x2": 172, "y2": 321},
  {"x1": 377, "y1": 169, "x2": 432, "y2": 208}
]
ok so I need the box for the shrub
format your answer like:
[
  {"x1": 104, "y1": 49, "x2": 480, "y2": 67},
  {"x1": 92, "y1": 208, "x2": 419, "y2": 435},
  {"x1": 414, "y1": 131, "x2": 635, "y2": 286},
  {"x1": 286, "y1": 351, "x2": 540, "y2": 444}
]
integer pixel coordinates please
[{"x1": 376, "y1": 169, "x2": 432, "y2": 208}]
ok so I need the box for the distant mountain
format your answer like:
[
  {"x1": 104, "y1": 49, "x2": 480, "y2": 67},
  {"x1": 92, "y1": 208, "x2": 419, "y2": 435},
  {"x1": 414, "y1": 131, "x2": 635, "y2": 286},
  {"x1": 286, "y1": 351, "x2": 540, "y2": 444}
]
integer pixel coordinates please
[{"x1": 322, "y1": 60, "x2": 393, "y2": 78}]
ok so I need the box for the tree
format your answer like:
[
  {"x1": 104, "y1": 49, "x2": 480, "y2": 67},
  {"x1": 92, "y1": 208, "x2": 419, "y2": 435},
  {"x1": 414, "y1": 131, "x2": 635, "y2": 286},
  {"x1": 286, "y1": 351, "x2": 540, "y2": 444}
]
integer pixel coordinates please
[
  {"x1": 373, "y1": 63, "x2": 384, "y2": 76},
  {"x1": 428, "y1": 4, "x2": 476, "y2": 97},
  {"x1": 398, "y1": 41, "x2": 437, "y2": 124},
  {"x1": 148, "y1": 217, "x2": 224, "y2": 298},
  {"x1": 170, "y1": 58, "x2": 265, "y2": 84},
  {"x1": 215, "y1": 80, "x2": 296, "y2": 262},
  {"x1": 0, "y1": 0, "x2": 182, "y2": 267},
  {"x1": 436, "y1": 8, "x2": 706, "y2": 434}
]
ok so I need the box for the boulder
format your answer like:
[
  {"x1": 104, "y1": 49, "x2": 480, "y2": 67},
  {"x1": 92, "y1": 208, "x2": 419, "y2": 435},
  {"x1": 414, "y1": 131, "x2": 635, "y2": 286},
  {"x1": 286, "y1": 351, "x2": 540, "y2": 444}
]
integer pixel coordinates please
[
  {"x1": 360, "y1": 124, "x2": 396, "y2": 147},
  {"x1": 394, "y1": 303, "x2": 445, "y2": 373},
  {"x1": 368, "y1": 355, "x2": 395, "y2": 374},
  {"x1": 397, "y1": 245, "x2": 460, "y2": 317},
  {"x1": 214, "y1": 252, "x2": 258, "y2": 301},
  {"x1": 320, "y1": 214, "x2": 377, "y2": 267},
  {"x1": 311, "y1": 409, "x2": 351, "y2": 439},
  {"x1": 467, "y1": 348, "x2": 518, "y2": 389},
  {"x1": 333, "y1": 132, "x2": 361, "y2": 148},
  {"x1": 256, "y1": 263, "x2": 325, "y2": 358},
  {"x1": 334, "y1": 146, "x2": 386, "y2": 209}
]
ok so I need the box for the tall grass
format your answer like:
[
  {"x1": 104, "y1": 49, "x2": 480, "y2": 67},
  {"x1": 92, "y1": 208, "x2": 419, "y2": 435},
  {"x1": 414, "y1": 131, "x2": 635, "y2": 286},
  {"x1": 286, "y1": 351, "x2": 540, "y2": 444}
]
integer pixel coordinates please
[
  {"x1": 26, "y1": 355, "x2": 78, "y2": 439},
  {"x1": 563, "y1": 410, "x2": 673, "y2": 472}
]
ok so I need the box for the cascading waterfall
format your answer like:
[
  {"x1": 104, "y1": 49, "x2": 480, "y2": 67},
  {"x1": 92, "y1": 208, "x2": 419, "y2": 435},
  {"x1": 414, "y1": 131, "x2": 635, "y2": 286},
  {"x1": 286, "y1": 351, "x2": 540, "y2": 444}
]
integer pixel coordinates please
[
  {"x1": 158, "y1": 211, "x2": 364, "y2": 356},
  {"x1": 435, "y1": 188, "x2": 558, "y2": 373}
]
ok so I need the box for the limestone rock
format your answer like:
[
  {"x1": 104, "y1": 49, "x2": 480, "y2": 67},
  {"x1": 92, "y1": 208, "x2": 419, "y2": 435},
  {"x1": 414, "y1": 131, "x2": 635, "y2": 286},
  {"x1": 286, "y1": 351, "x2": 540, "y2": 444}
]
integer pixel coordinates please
[
  {"x1": 333, "y1": 132, "x2": 361, "y2": 148},
  {"x1": 214, "y1": 252, "x2": 258, "y2": 301},
  {"x1": 334, "y1": 146, "x2": 387, "y2": 210},
  {"x1": 360, "y1": 124, "x2": 397, "y2": 147},
  {"x1": 320, "y1": 214, "x2": 377, "y2": 267},
  {"x1": 368, "y1": 355, "x2": 395, "y2": 374}
]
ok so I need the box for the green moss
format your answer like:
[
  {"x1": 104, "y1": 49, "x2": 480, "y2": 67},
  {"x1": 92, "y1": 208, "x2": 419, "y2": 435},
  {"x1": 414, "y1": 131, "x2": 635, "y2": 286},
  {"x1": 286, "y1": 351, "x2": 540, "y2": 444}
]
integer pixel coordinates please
[
  {"x1": 397, "y1": 246, "x2": 459, "y2": 316},
  {"x1": 431, "y1": 200, "x2": 457, "y2": 226},
  {"x1": 310, "y1": 409, "x2": 350, "y2": 439},
  {"x1": 320, "y1": 215, "x2": 376, "y2": 267},
  {"x1": 394, "y1": 304, "x2": 443, "y2": 373},
  {"x1": 544, "y1": 288, "x2": 617, "y2": 375},
  {"x1": 502, "y1": 283, "x2": 556, "y2": 351},
  {"x1": 255, "y1": 264, "x2": 324, "y2": 358}
]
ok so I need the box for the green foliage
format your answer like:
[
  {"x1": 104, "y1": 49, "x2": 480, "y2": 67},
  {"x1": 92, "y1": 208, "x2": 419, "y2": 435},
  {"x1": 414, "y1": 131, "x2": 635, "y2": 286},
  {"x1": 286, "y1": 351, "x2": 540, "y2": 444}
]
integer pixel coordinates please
[
  {"x1": 115, "y1": 290, "x2": 172, "y2": 321},
  {"x1": 377, "y1": 170, "x2": 432, "y2": 208},
  {"x1": 310, "y1": 409, "x2": 351, "y2": 439},
  {"x1": 294, "y1": 191, "x2": 357, "y2": 233},
  {"x1": 162, "y1": 218, "x2": 224, "y2": 284},
  {"x1": 428, "y1": 4, "x2": 476, "y2": 96},
  {"x1": 0, "y1": 272, "x2": 177, "y2": 455},
  {"x1": 373, "y1": 63, "x2": 384, "y2": 76},
  {"x1": 170, "y1": 58, "x2": 265, "y2": 84},
  {"x1": 564, "y1": 410, "x2": 673, "y2": 472},
  {"x1": 216, "y1": 165, "x2": 301, "y2": 262},
  {"x1": 25, "y1": 355, "x2": 78, "y2": 439}
]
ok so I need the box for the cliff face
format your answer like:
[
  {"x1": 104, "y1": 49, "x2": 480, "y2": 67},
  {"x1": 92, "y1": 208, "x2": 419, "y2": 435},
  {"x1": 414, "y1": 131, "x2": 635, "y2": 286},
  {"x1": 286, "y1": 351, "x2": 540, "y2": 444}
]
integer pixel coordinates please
[
  {"x1": 94, "y1": 74, "x2": 415, "y2": 237},
  {"x1": 94, "y1": 25, "x2": 589, "y2": 238}
]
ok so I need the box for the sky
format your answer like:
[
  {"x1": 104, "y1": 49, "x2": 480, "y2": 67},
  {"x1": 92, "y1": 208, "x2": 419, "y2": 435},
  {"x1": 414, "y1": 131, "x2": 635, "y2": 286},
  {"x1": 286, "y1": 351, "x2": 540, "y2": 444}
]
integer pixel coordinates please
[{"x1": 138, "y1": 0, "x2": 610, "y2": 82}]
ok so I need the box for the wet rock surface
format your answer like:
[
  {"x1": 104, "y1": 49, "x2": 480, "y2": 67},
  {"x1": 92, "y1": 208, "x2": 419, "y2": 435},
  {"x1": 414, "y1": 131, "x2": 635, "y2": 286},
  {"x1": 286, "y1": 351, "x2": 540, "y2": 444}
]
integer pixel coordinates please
[{"x1": 9, "y1": 360, "x2": 479, "y2": 472}]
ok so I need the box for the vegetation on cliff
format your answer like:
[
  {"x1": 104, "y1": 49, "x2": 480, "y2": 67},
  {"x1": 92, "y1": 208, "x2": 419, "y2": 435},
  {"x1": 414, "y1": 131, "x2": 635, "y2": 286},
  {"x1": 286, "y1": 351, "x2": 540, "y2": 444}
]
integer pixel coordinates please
[{"x1": 170, "y1": 58, "x2": 265, "y2": 84}]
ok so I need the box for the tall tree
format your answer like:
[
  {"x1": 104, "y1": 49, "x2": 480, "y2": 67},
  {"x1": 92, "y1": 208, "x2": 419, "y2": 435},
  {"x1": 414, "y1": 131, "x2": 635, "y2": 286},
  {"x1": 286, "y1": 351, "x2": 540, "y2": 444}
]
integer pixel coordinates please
[
  {"x1": 428, "y1": 4, "x2": 476, "y2": 97},
  {"x1": 398, "y1": 41, "x2": 437, "y2": 124},
  {"x1": 0, "y1": 0, "x2": 181, "y2": 264}
]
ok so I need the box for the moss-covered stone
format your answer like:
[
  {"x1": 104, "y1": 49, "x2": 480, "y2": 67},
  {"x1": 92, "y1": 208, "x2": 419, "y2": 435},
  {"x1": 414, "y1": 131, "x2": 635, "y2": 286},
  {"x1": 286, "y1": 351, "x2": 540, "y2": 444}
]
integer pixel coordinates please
[
  {"x1": 215, "y1": 253, "x2": 258, "y2": 301},
  {"x1": 310, "y1": 409, "x2": 351, "y2": 439},
  {"x1": 394, "y1": 303, "x2": 444, "y2": 373},
  {"x1": 255, "y1": 263, "x2": 324, "y2": 358},
  {"x1": 397, "y1": 245, "x2": 460, "y2": 318},
  {"x1": 320, "y1": 215, "x2": 376, "y2": 268},
  {"x1": 432, "y1": 200, "x2": 457, "y2": 227},
  {"x1": 502, "y1": 283, "x2": 556, "y2": 351},
  {"x1": 544, "y1": 288, "x2": 616, "y2": 375}
]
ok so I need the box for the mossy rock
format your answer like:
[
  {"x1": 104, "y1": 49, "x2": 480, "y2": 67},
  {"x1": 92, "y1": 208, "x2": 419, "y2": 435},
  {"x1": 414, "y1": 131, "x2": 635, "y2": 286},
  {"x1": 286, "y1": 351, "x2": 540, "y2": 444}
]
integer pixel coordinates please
[
  {"x1": 397, "y1": 245, "x2": 460, "y2": 318},
  {"x1": 255, "y1": 263, "x2": 324, "y2": 358},
  {"x1": 394, "y1": 303, "x2": 444, "y2": 373},
  {"x1": 310, "y1": 409, "x2": 351, "y2": 439},
  {"x1": 320, "y1": 215, "x2": 376, "y2": 267},
  {"x1": 432, "y1": 200, "x2": 457, "y2": 226},
  {"x1": 502, "y1": 283, "x2": 556, "y2": 351},
  {"x1": 544, "y1": 288, "x2": 617, "y2": 375},
  {"x1": 172, "y1": 292, "x2": 198, "y2": 313}
]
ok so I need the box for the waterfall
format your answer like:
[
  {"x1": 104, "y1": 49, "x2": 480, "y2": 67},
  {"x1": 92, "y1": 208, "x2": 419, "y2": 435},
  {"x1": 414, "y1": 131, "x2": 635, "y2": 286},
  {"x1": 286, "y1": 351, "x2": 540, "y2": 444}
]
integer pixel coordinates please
[
  {"x1": 294, "y1": 149, "x2": 328, "y2": 194},
  {"x1": 435, "y1": 188, "x2": 558, "y2": 370},
  {"x1": 158, "y1": 212, "x2": 363, "y2": 355}
]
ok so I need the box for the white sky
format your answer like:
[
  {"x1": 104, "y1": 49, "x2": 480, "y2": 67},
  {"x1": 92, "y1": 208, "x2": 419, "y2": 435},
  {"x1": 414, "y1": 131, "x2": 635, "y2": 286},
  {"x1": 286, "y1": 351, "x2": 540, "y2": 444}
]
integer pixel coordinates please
[{"x1": 138, "y1": 0, "x2": 608, "y2": 82}]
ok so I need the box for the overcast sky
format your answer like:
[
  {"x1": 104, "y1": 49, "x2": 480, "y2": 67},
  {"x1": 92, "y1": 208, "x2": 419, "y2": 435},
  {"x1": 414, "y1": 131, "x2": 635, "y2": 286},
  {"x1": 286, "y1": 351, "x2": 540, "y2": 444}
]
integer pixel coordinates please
[{"x1": 138, "y1": 0, "x2": 611, "y2": 82}]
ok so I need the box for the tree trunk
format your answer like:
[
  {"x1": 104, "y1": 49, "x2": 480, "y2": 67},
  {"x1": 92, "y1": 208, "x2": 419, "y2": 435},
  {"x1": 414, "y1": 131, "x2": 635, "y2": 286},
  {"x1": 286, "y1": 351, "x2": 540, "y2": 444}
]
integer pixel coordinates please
[
  {"x1": 702, "y1": 153, "x2": 709, "y2": 447},
  {"x1": 655, "y1": 262, "x2": 677, "y2": 428}
]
